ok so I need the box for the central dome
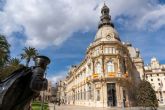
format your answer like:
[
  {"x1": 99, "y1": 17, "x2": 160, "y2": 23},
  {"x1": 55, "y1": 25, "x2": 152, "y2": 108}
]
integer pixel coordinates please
[
  {"x1": 94, "y1": 25, "x2": 120, "y2": 41},
  {"x1": 94, "y1": 4, "x2": 120, "y2": 42}
]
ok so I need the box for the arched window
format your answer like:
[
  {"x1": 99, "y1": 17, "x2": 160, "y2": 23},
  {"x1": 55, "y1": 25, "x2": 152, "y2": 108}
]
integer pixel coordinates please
[
  {"x1": 107, "y1": 61, "x2": 115, "y2": 72},
  {"x1": 95, "y1": 62, "x2": 101, "y2": 74}
]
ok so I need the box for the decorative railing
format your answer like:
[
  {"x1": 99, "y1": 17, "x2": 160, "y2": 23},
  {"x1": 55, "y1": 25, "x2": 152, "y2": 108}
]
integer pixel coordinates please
[
  {"x1": 92, "y1": 73, "x2": 98, "y2": 78},
  {"x1": 108, "y1": 72, "x2": 116, "y2": 77}
]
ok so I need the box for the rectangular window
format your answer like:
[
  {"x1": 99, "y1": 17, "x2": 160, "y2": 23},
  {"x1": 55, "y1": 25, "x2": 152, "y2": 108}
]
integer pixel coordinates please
[
  {"x1": 88, "y1": 84, "x2": 92, "y2": 100},
  {"x1": 84, "y1": 90, "x2": 86, "y2": 100},
  {"x1": 87, "y1": 88, "x2": 90, "y2": 100},
  {"x1": 112, "y1": 48, "x2": 116, "y2": 54},
  {"x1": 109, "y1": 48, "x2": 112, "y2": 53},
  {"x1": 105, "y1": 47, "x2": 108, "y2": 54},
  {"x1": 81, "y1": 91, "x2": 82, "y2": 100},
  {"x1": 88, "y1": 90, "x2": 91, "y2": 100},
  {"x1": 95, "y1": 49, "x2": 99, "y2": 55},
  {"x1": 96, "y1": 90, "x2": 100, "y2": 101}
]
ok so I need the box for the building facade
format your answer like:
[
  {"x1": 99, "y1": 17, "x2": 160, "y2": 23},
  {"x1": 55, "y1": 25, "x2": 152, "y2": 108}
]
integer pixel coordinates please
[
  {"x1": 55, "y1": 80, "x2": 67, "y2": 104},
  {"x1": 145, "y1": 57, "x2": 165, "y2": 106},
  {"x1": 63, "y1": 4, "x2": 144, "y2": 107}
]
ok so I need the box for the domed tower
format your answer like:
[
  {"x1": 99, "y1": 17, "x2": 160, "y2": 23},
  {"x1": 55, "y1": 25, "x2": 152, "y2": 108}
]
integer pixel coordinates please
[
  {"x1": 98, "y1": 3, "x2": 114, "y2": 29},
  {"x1": 65, "y1": 3, "x2": 143, "y2": 108},
  {"x1": 94, "y1": 3, "x2": 120, "y2": 42},
  {"x1": 85, "y1": 3, "x2": 141, "y2": 107}
]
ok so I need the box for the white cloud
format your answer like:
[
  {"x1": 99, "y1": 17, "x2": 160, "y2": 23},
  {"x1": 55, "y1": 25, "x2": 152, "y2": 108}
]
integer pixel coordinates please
[
  {"x1": 137, "y1": 4, "x2": 165, "y2": 30},
  {"x1": 110, "y1": 0, "x2": 165, "y2": 31},
  {"x1": 0, "y1": 0, "x2": 164, "y2": 49},
  {"x1": 0, "y1": 0, "x2": 100, "y2": 48},
  {"x1": 47, "y1": 70, "x2": 67, "y2": 85}
]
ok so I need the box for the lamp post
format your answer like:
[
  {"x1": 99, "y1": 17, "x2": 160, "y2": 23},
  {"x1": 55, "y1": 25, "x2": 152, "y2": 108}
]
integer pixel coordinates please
[{"x1": 40, "y1": 91, "x2": 45, "y2": 110}]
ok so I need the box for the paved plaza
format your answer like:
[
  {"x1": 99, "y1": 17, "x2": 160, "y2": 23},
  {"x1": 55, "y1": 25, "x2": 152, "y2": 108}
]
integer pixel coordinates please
[{"x1": 48, "y1": 103, "x2": 165, "y2": 110}]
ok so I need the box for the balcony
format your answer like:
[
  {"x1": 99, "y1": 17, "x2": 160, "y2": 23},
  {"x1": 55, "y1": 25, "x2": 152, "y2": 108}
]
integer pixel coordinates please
[
  {"x1": 92, "y1": 73, "x2": 98, "y2": 78},
  {"x1": 108, "y1": 72, "x2": 116, "y2": 77}
]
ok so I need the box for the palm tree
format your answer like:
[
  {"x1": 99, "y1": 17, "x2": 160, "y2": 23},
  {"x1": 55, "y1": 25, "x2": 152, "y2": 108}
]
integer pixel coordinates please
[
  {"x1": 0, "y1": 35, "x2": 10, "y2": 68},
  {"x1": 20, "y1": 47, "x2": 38, "y2": 67}
]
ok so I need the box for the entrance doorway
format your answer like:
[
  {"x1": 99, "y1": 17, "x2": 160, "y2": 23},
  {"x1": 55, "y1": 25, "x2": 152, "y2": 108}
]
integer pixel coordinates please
[{"x1": 107, "y1": 83, "x2": 117, "y2": 107}]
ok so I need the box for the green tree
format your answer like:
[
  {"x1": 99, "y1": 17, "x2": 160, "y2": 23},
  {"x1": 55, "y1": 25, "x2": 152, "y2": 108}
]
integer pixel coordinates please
[
  {"x1": 116, "y1": 78, "x2": 137, "y2": 106},
  {"x1": 20, "y1": 47, "x2": 38, "y2": 67},
  {"x1": 136, "y1": 80, "x2": 158, "y2": 110},
  {"x1": 8, "y1": 58, "x2": 22, "y2": 69},
  {"x1": 1, "y1": 58, "x2": 23, "y2": 80},
  {"x1": 0, "y1": 35, "x2": 10, "y2": 68}
]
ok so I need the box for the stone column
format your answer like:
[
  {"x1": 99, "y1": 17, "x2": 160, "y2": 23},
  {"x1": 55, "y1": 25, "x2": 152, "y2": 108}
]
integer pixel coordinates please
[
  {"x1": 116, "y1": 83, "x2": 122, "y2": 107},
  {"x1": 117, "y1": 56, "x2": 121, "y2": 73},
  {"x1": 104, "y1": 83, "x2": 108, "y2": 107},
  {"x1": 102, "y1": 82, "x2": 107, "y2": 107}
]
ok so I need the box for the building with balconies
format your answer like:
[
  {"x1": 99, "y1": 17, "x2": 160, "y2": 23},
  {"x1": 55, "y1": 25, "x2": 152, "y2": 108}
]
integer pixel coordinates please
[
  {"x1": 145, "y1": 57, "x2": 165, "y2": 106},
  {"x1": 63, "y1": 4, "x2": 144, "y2": 107}
]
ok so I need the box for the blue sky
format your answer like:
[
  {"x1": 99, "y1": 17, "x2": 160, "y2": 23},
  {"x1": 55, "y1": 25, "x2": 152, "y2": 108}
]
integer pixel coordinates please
[{"x1": 0, "y1": 0, "x2": 165, "y2": 83}]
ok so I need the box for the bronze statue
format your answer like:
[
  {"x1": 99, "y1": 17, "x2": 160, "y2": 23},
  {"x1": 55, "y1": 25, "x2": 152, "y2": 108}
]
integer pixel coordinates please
[{"x1": 0, "y1": 56, "x2": 50, "y2": 110}]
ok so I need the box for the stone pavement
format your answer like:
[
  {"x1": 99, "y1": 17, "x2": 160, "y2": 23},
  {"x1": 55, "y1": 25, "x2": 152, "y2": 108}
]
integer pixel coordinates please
[{"x1": 48, "y1": 103, "x2": 165, "y2": 110}]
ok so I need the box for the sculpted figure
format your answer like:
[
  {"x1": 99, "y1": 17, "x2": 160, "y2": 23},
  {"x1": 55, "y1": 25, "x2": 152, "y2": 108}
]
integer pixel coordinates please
[{"x1": 0, "y1": 56, "x2": 50, "y2": 110}]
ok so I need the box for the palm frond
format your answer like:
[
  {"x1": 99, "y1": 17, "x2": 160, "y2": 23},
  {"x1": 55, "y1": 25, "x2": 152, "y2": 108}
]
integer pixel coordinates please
[{"x1": 20, "y1": 46, "x2": 39, "y2": 66}]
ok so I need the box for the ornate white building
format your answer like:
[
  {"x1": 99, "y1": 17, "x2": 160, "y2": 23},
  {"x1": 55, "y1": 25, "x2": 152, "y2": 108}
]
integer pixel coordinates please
[
  {"x1": 63, "y1": 4, "x2": 144, "y2": 107},
  {"x1": 145, "y1": 57, "x2": 165, "y2": 106}
]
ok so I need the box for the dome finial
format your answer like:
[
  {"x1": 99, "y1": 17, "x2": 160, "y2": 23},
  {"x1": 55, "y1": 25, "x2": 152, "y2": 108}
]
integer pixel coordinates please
[
  {"x1": 104, "y1": 0, "x2": 106, "y2": 5},
  {"x1": 98, "y1": 3, "x2": 114, "y2": 29}
]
